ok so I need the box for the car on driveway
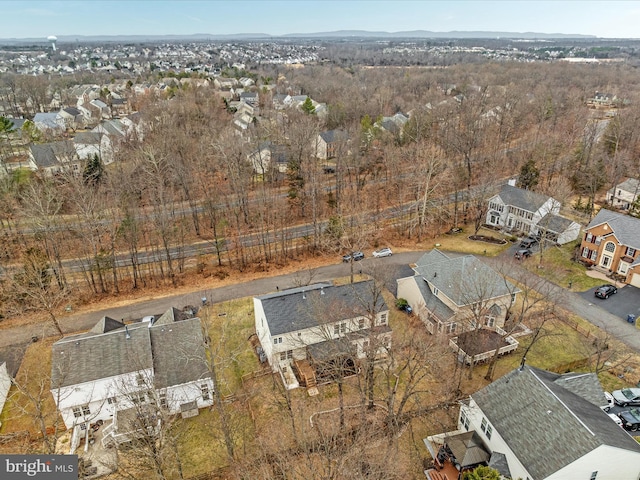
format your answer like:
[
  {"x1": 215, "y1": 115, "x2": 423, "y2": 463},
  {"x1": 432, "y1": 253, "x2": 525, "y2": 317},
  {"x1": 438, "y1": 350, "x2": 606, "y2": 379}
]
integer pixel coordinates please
[
  {"x1": 612, "y1": 388, "x2": 640, "y2": 407},
  {"x1": 514, "y1": 248, "x2": 532, "y2": 260},
  {"x1": 519, "y1": 237, "x2": 538, "y2": 249},
  {"x1": 342, "y1": 251, "x2": 364, "y2": 262},
  {"x1": 372, "y1": 247, "x2": 393, "y2": 258},
  {"x1": 594, "y1": 284, "x2": 618, "y2": 299},
  {"x1": 618, "y1": 408, "x2": 640, "y2": 431}
]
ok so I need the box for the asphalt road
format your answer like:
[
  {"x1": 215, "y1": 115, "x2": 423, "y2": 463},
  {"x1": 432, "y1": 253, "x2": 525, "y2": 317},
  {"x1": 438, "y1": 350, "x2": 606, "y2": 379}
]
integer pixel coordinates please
[{"x1": 3, "y1": 247, "x2": 640, "y2": 359}]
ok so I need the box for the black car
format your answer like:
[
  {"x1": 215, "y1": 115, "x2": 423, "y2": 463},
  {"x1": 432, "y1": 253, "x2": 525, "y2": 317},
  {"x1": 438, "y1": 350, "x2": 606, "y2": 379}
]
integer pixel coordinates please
[
  {"x1": 618, "y1": 408, "x2": 640, "y2": 431},
  {"x1": 594, "y1": 284, "x2": 617, "y2": 299},
  {"x1": 514, "y1": 248, "x2": 532, "y2": 260},
  {"x1": 519, "y1": 237, "x2": 538, "y2": 249},
  {"x1": 342, "y1": 251, "x2": 364, "y2": 262}
]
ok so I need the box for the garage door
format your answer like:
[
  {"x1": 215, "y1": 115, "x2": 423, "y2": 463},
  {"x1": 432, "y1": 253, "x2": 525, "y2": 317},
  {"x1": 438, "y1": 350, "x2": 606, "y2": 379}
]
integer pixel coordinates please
[{"x1": 631, "y1": 273, "x2": 640, "y2": 288}]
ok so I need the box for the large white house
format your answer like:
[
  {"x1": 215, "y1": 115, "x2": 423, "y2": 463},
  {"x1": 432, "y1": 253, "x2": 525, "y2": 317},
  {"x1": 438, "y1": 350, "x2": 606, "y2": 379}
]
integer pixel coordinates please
[
  {"x1": 425, "y1": 365, "x2": 640, "y2": 480},
  {"x1": 50, "y1": 308, "x2": 213, "y2": 446},
  {"x1": 254, "y1": 281, "x2": 391, "y2": 390},
  {"x1": 486, "y1": 184, "x2": 560, "y2": 236},
  {"x1": 607, "y1": 178, "x2": 640, "y2": 211}
]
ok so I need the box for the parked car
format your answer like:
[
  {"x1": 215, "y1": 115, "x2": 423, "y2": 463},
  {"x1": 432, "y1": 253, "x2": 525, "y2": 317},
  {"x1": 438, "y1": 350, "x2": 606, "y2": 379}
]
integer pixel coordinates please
[
  {"x1": 612, "y1": 388, "x2": 640, "y2": 407},
  {"x1": 601, "y1": 391, "x2": 614, "y2": 412},
  {"x1": 514, "y1": 248, "x2": 532, "y2": 260},
  {"x1": 372, "y1": 247, "x2": 393, "y2": 258},
  {"x1": 519, "y1": 237, "x2": 538, "y2": 249},
  {"x1": 396, "y1": 298, "x2": 413, "y2": 314},
  {"x1": 609, "y1": 412, "x2": 624, "y2": 427},
  {"x1": 342, "y1": 251, "x2": 364, "y2": 262},
  {"x1": 618, "y1": 408, "x2": 640, "y2": 431},
  {"x1": 594, "y1": 284, "x2": 617, "y2": 299}
]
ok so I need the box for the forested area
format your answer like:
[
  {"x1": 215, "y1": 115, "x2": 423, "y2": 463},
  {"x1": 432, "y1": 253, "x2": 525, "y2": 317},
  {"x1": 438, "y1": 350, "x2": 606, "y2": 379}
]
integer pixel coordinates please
[{"x1": 2, "y1": 59, "x2": 640, "y2": 327}]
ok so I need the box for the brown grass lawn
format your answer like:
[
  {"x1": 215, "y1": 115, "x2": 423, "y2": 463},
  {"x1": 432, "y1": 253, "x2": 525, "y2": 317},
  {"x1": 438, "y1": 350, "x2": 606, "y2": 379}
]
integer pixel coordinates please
[
  {"x1": 413, "y1": 226, "x2": 513, "y2": 257},
  {"x1": 0, "y1": 337, "x2": 59, "y2": 436}
]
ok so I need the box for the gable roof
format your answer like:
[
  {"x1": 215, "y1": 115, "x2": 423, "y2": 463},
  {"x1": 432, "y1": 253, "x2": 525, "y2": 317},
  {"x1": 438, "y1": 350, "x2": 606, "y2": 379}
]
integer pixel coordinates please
[
  {"x1": 494, "y1": 184, "x2": 552, "y2": 213},
  {"x1": 29, "y1": 141, "x2": 77, "y2": 168},
  {"x1": 319, "y1": 129, "x2": 348, "y2": 144},
  {"x1": 33, "y1": 112, "x2": 62, "y2": 129},
  {"x1": 413, "y1": 250, "x2": 516, "y2": 306},
  {"x1": 587, "y1": 209, "x2": 640, "y2": 250},
  {"x1": 52, "y1": 308, "x2": 210, "y2": 389},
  {"x1": 74, "y1": 132, "x2": 103, "y2": 145},
  {"x1": 472, "y1": 365, "x2": 640, "y2": 479},
  {"x1": 537, "y1": 213, "x2": 576, "y2": 234},
  {"x1": 257, "y1": 280, "x2": 388, "y2": 337},
  {"x1": 610, "y1": 178, "x2": 640, "y2": 195}
]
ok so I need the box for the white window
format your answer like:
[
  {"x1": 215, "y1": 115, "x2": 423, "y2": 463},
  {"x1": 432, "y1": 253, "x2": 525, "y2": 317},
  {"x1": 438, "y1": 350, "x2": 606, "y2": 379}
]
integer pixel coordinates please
[
  {"x1": 334, "y1": 322, "x2": 346, "y2": 335},
  {"x1": 486, "y1": 424, "x2": 493, "y2": 439},
  {"x1": 445, "y1": 323, "x2": 457, "y2": 335},
  {"x1": 604, "y1": 241, "x2": 616, "y2": 253},
  {"x1": 627, "y1": 247, "x2": 636, "y2": 257},
  {"x1": 485, "y1": 316, "x2": 495, "y2": 328},
  {"x1": 582, "y1": 247, "x2": 590, "y2": 258},
  {"x1": 136, "y1": 373, "x2": 145, "y2": 386},
  {"x1": 380, "y1": 313, "x2": 388, "y2": 325},
  {"x1": 590, "y1": 472, "x2": 598, "y2": 480},
  {"x1": 72, "y1": 407, "x2": 82, "y2": 418},
  {"x1": 460, "y1": 410, "x2": 469, "y2": 430},
  {"x1": 107, "y1": 396, "x2": 117, "y2": 405},
  {"x1": 273, "y1": 337, "x2": 282, "y2": 345},
  {"x1": 130, "y1": 392, "x2": 146, "y2": 404},
  {"x1": 201, "y1": 384, "x2": 211, "y2": 401},
  {"x1": 159, "y1": 392, "x2": 167, "y2": 408},
  {"x1": 433, "y1": 287, "x2": 439, "y2": 296},
  {"x1": 359, "y1": 318, "x2": 365, "y2": 329},
  {"x1": 481, "y1": 417, "x2": 487, "y2": 433},
  {"x1": 590, "y1": 250, "x2": 597, "y2": 261}
]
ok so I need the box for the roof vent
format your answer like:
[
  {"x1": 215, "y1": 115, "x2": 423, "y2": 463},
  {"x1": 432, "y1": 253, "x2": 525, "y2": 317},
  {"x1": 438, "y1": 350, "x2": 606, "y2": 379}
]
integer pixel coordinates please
[
  {"x1": 321, "y1": 287, "x2": 325, "y2": 295},
  {"x1": 125, "y1": 325, "x2": 131, "y2": 340},
  {"x1": 433, "y1": 272, "x2": 437, "y2": 278},
  {"x1": 302, "y1": 290, "x2": 306, "y2": 299}
]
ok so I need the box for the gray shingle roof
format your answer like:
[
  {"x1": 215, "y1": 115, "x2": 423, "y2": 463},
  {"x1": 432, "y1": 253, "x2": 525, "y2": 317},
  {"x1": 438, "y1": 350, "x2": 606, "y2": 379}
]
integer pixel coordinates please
[
  {"x1": 29, "y1": 141, "x2": 77, "y2": 168},
  {"x1": 610, "y1": 178, "x2": 640, "y2": 195},
  {"x1": 408, "y1": 275, "x2": 455, "y2": 322},
  {"x1": 52, "y1": 308, "x2": 210, "y2": 389},
  {"x1": 319, "y1": 129, "x2": 348, "y2": 144},
  {"x1": 495, "y1": 184, "x2": 551, "y2": 213},
  {"x1": 537, "y1": 213, "x2": 575, "y2": 234},
  {"x1": 257, "y1": 281, "x2": 388, "y2": 337},
  {"x1": 74, "y1": 132, "x2": 103, "y2": 145},
  {"x1": 413, "y1": 250, "x2": 517, "y2": 307},
  {"x1": 587, "y1": 208, "x2": 640, "y2": 250},
  {"x1": 472, "y1": 366, "x2": 640, "y2": 479}
]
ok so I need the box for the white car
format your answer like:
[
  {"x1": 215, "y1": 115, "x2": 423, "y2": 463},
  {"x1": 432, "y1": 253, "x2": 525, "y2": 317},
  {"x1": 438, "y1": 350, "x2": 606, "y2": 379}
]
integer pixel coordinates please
[
  {"x1": 372, "y1": 247, "x2": 393, "y2": 258},
  {"x1": 608, "y1": 413, "x2": 624, "y2": 427}
]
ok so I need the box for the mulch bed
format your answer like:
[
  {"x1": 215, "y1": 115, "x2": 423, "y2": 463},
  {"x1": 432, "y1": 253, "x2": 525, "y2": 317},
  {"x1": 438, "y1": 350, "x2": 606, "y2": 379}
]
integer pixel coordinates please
[{"x1": 468, "y1": 235, "x2": 507, "y2": 245}]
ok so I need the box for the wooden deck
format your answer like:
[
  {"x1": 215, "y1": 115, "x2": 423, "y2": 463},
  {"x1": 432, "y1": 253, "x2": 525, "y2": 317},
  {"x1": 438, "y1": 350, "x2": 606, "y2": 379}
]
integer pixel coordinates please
[
  {"x1": 293, "y1": 359, "x2": 317, "y2": 388},
  {"x1": 425, "y1": 458, "x2": 459, "y2": 480}
]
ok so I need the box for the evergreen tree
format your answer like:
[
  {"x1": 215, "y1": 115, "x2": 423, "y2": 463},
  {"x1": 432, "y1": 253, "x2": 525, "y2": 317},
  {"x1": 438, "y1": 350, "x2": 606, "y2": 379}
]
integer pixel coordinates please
[
  {"x1": 517, "y1": 158, "x2": 540, "y2": 190},
  {"x1": 83, "y1": 153, "x2": 104, "y2": 186},
  {"x1": 301, "y1": 97, "x2": 316, "y2": 115}
]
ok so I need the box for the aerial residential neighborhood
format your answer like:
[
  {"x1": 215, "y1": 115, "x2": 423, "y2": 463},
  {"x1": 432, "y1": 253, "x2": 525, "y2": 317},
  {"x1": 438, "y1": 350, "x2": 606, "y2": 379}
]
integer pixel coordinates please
[{"x1": 3, "y1": 2, "x2": 640, "y2": 479}]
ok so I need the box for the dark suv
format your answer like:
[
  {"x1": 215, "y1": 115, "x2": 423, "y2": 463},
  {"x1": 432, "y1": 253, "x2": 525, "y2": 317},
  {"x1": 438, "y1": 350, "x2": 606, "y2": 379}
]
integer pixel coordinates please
[
  {"x1": 342, "y1": 251, "x2": 364, "y2": 262},
  {"x1": 519, "y1": 237, "x2": 538, "y2": 249},
  {"x1": 594, "y1": 284, "x2": 617, "y2": 299}
]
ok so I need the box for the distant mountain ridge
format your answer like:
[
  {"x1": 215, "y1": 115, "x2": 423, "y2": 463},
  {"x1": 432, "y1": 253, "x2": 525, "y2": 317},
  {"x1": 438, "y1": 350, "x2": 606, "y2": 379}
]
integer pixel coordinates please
[{"x1": 0, "y1": 29, "x2": 597, "y2": 43}]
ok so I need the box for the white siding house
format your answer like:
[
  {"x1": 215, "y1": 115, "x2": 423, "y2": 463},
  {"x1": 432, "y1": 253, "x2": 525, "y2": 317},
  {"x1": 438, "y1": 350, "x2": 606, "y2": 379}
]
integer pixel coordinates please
[
  {"x1": 254, "y1": 281, "x2": 391, "y2": 390},
  {"x1": 607, "y1": 178, "x2": 640, "y2": 211},
  {"x1": 51, "y1": 308, "x2": 213, "y2": 446},
  {"x1": 486, "y1": 184, "x2": 560, "y2": 235},
  {"x1": 425, "y1": 366, "x2": 640, "y2": 480}
]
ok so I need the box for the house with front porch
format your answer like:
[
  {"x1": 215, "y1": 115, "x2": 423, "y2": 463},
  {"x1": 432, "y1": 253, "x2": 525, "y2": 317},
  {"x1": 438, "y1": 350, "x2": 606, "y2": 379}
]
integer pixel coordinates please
[
  {"x1": 254, "y1": 281, "x2": 391, "y2": 390},
  {"x1": 424, "y1": 365, "x2": 640, "y2": 480},
  {"x1": 486, "y1": 184, "x2": 560, "y2": 235},
  {"x1": 50, "y1": 307, "x2": 213, "y2": 447},
  {"x1": 397, "y1": 250, "x2": 518, "y2": 336},
  {"x1": 580, "y1": 208, "x2": 640, "y2": 287}
]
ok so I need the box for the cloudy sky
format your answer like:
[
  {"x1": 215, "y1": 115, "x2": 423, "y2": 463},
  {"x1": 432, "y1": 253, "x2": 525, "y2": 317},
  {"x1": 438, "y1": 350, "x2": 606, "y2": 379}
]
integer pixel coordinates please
[{"x1": 2, "y1": 0, "x2": 639, "y2": 39}]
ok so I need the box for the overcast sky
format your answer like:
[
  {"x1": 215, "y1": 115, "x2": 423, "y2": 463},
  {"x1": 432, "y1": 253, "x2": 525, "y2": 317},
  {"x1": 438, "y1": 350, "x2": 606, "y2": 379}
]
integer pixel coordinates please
[{"x1": 2, "y1": 0, "x2": 640, "y2": 39}]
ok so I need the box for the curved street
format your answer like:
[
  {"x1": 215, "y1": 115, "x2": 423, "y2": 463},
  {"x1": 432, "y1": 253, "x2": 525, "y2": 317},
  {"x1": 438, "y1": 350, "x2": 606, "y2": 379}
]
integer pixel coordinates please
[{"x1": 2, "y1": 250, "x2": 640, "y2": 356}]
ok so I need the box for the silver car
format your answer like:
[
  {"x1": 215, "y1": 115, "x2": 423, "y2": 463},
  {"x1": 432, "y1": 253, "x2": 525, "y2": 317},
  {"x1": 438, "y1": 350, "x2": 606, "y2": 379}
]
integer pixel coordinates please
[
  {"x1": 612, "y1": 388, "x2": 640, "y2": 407},
  {"x1": 372, "y1": 247, "x2": 393, "y2": 258}
]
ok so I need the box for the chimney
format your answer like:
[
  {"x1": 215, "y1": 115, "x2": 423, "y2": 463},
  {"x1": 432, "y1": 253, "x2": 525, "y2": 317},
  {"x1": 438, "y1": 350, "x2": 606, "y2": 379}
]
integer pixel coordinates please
[
  {"x1": 433, "y1": 272, "x2": 437, "y2": 278},
  {"x1": 320, "y1": 287, "x2": 325, "y2": 295},
  {"x1": 302, "y1": 290, "x2": 306, "y2": 300},
  {"x1": 125, "y1": 325, "x2": 131, "y2": 339}
]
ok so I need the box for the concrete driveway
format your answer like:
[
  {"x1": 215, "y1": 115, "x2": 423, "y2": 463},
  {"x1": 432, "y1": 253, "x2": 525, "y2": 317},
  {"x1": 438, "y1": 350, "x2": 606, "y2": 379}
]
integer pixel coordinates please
[{"x1": 579, "y1": 285, "x2": 640, "y2": 321}]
